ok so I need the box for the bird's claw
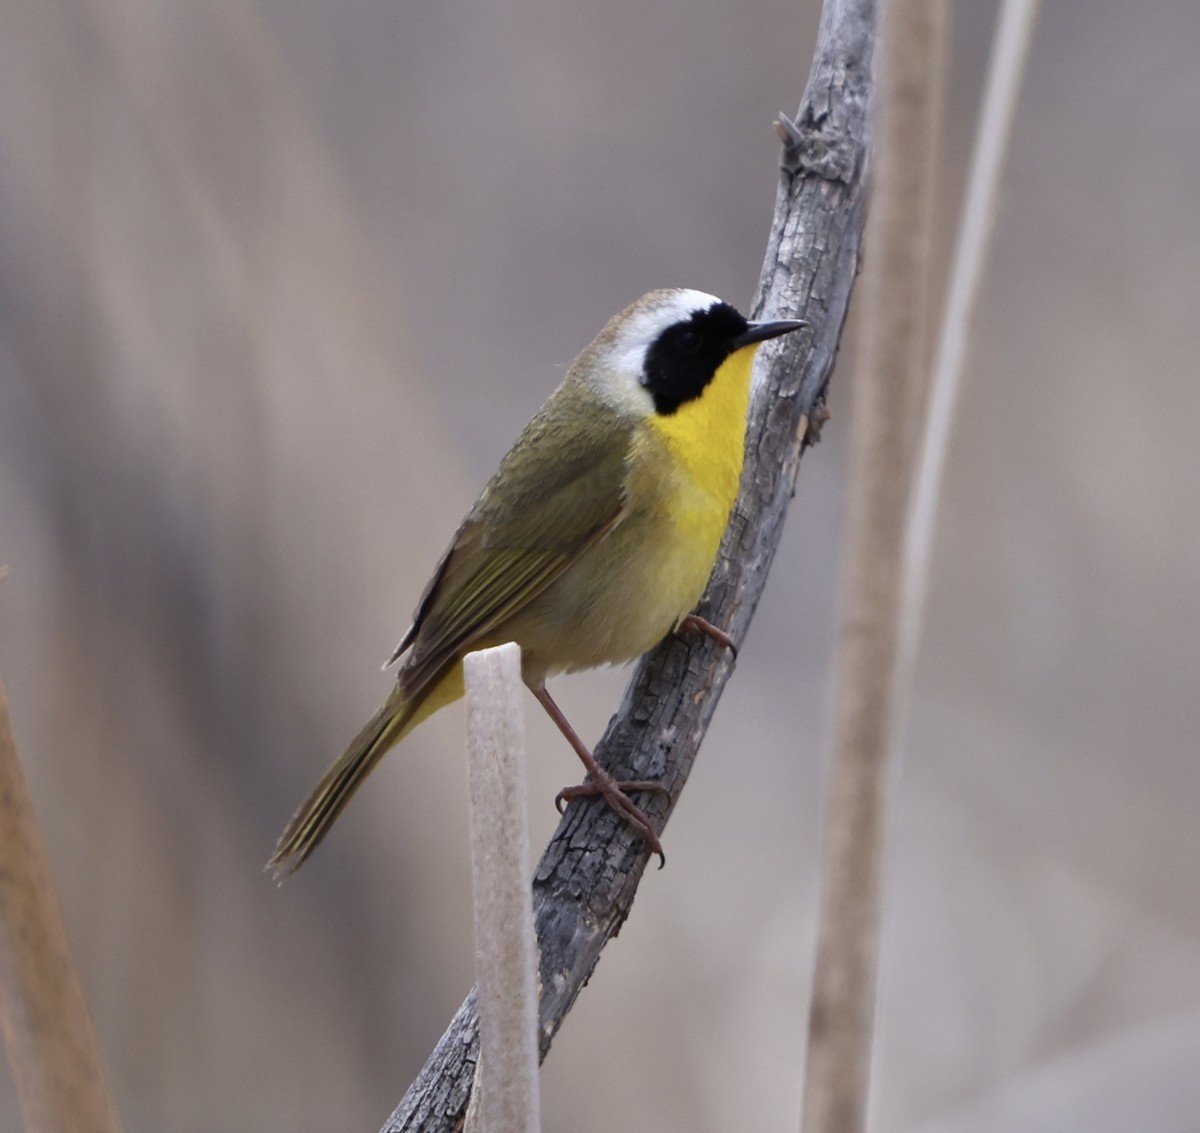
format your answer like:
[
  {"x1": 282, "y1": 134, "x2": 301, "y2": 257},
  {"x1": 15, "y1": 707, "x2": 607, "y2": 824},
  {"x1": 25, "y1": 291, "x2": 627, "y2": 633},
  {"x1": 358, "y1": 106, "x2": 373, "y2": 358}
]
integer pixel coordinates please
[
  {"x1": 679, "y1": 613, "x2": 738, "y2": 659},
  {"x1": 554, "y1": 778, "x2": 669, "y2": 866}
]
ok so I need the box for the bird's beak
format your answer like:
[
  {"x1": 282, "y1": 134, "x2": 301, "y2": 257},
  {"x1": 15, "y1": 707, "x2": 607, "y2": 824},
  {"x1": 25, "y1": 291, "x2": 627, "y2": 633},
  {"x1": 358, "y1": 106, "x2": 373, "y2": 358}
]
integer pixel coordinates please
[{"x1": 731, "y1": 318, "x2": 807, "y2": 349}]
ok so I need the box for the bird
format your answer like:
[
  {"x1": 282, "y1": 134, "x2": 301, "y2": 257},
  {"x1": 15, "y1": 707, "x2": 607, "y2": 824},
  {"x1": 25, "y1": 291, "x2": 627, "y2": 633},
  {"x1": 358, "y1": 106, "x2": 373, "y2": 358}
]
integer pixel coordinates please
[{"x1": 268, "y1": 289, "x2": 804, "y2": 876}]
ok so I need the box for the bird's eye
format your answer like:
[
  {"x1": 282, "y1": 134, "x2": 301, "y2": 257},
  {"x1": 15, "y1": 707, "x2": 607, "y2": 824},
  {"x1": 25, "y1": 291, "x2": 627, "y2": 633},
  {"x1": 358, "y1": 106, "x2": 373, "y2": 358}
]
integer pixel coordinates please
[{"x1": 676, "y1": 328, "x2": 701, "y2": 354}]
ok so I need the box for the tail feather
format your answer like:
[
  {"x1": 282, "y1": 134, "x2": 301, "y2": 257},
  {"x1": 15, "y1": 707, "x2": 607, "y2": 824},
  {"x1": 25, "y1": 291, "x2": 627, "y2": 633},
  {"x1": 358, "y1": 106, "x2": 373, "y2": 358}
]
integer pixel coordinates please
[{"x1": 268, "y1": 690, "x2": 417, "y2": 878}]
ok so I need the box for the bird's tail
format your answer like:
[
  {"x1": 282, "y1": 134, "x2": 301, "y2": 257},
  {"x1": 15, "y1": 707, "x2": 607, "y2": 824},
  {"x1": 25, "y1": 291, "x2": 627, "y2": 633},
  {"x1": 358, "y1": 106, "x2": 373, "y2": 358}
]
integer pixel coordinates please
[{"x1": 268, "y1": 666, "x2": 462, "y2": 877}]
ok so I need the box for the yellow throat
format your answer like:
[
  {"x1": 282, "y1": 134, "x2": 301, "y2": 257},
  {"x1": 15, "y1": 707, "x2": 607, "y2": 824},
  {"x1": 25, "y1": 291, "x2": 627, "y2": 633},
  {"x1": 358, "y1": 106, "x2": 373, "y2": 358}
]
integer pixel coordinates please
[{"x1": 646, "y1": 341, "x2": 758, "y2": 514}]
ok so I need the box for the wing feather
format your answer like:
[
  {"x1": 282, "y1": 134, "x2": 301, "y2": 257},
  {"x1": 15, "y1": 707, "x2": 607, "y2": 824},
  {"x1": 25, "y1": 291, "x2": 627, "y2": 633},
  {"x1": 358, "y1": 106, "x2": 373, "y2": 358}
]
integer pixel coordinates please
[{"x1": 392, "y1": 390, "x2": 635, "y2": 698}]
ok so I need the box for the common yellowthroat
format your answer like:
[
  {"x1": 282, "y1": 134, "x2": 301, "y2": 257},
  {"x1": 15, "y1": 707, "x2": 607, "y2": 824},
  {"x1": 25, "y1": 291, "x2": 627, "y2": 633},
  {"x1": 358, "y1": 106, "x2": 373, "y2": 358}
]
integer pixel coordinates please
[{"x1": 269, "y1": 289, "x2": 803, "y2": 875}]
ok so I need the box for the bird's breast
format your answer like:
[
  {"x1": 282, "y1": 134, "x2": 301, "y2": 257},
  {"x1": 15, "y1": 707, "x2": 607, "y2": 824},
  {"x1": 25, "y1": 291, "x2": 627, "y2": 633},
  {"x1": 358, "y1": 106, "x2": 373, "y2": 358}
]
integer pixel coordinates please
[
  {"x1": 628, "y1": 421, "x2": 742, "y2": 628},
  {"x1": 511, "y1": 353, "x2": 754, "y2": 678},
  {"x1": 529, "y1": 409, "x2": 744, "y2": 674}
]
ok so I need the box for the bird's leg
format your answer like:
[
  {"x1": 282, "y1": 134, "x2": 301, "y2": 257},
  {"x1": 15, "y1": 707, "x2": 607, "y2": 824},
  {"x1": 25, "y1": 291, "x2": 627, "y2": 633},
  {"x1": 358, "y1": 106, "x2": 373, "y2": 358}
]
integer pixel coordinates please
[
  {"x1": 678, "y1": 613, "x2": 738, "y2": 659},
  {"x1": 528, "y1": 682, "x2": 667, "y2": 867}
]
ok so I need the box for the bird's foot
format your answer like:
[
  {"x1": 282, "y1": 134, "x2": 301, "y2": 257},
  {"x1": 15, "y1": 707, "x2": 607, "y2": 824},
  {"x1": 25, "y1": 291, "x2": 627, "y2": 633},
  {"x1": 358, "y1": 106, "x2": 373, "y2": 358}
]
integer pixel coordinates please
[
  {"x1": 555, "y1": 773, "x2": 668, "y2": 867},
  {"x1": 679, "y1": 613, "x2": 738, "y2": 659}
]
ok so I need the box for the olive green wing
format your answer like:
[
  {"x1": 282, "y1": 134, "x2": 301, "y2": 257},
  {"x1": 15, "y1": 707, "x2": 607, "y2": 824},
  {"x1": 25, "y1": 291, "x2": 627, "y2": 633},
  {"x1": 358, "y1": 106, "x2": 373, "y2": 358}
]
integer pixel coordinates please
[{"x1": 391, "y1": 406, "x2": 635, "y2": 697}]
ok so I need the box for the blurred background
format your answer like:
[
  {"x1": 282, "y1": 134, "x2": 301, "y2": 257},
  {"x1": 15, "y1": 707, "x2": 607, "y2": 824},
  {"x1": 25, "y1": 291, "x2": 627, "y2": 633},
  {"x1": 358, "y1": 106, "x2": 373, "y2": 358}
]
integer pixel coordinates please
[{"x1": 2, "y1": 0, "x2": 1198, "y2": 1129}]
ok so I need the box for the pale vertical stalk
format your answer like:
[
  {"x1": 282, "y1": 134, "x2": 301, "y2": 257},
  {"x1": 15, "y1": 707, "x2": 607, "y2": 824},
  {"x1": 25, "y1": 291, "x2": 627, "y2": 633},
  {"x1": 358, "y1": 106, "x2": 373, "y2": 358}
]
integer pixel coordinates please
[
  {"x1": 897, "y1": 0, "x2": 1041, "y2": 676},
  {"x1": 801, "y1": 1, "x2": 947, "y2": 1130},
  {"x1": 463, "y1": 644, "x2": 541, "y2": 1133},
  {"x1": 803, "y1": 1, "x2": 1041, "y2": 1130},
  {"x1": 0, "y1": 681, "x2": 123, "y2": 1133}
]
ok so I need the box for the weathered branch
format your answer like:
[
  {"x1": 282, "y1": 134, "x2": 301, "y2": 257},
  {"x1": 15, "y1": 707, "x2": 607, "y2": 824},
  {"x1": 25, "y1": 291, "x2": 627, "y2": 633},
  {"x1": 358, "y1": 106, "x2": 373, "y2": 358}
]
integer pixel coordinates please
[{"x1": 384, "y1": 1, "x2": 877, "y2": 1128}]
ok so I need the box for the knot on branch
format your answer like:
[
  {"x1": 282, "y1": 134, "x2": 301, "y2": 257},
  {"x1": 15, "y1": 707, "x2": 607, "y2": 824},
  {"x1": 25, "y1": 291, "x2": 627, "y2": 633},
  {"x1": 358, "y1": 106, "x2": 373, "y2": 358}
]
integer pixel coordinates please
[
  {"x1": 777, "y1": 30, "x2": 874, "y2": 186},
  {"x1": 777, "y1": 105, "x2": 866, "y2": 185}
]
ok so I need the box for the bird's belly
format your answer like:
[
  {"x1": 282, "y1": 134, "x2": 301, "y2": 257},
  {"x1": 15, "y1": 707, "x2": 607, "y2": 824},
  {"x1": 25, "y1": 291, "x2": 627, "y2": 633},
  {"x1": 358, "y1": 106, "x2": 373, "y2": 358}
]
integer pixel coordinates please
[{"x1": 512, "y1": 470, "x2": 732, "y2": 677}]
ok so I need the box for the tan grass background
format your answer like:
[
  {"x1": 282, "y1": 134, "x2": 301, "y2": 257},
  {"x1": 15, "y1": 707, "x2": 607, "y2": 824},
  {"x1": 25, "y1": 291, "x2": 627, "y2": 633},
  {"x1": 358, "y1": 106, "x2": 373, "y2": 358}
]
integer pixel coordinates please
[{"x1": 1, "y1": 1, "x2": 1198, "y2": 1129}]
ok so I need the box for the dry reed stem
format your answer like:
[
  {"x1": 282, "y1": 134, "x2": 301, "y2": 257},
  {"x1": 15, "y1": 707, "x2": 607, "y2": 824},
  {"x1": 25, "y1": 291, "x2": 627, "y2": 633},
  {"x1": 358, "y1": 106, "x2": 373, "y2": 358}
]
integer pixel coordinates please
[{"x1": 0, "y1": 681, "x2": 122, "y2": 1133}]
